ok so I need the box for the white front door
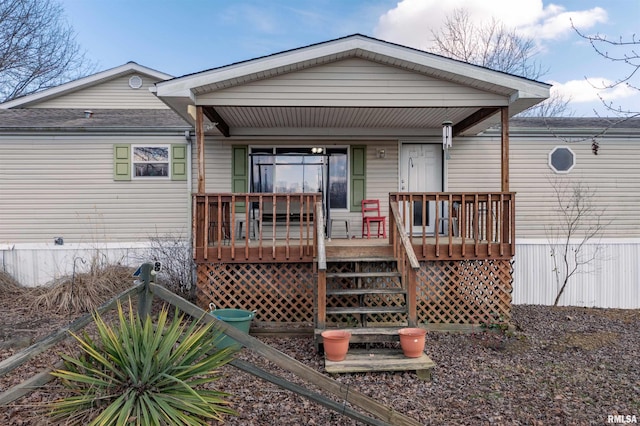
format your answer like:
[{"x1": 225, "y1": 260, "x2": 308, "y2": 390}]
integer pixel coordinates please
[{"x1": 400, "y1": 144, "x2": 443, "y2": 234}]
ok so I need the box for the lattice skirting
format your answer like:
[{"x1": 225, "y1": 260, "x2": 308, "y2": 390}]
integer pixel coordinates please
[
  {"x1": 417, "y1": 259, "x2": 514, "y2": 324},
  {"x1": 197, "y1": 259, "x2": 513, "y2": 326},
  {"x1": 197, "y1": 263, "x2": 315, "y2": 323}
]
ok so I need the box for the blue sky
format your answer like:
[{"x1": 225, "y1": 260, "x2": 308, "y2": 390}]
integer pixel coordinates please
[{"x1": 60, "y1": 0, "x2": 639, "y2": 117}]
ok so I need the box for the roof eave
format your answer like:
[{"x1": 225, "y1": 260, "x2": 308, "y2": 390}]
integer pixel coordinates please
[
  {"x1": 0, "y1": 63, "x2": 173, "y2": 109},
  {"x1": 154, "y1": 34, "x2": 550, "y2": 131}
]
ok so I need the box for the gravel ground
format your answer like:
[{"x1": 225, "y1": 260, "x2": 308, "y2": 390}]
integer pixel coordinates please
[{"x1": 1, "y1": 304, "x2": 638, "y2": 425}]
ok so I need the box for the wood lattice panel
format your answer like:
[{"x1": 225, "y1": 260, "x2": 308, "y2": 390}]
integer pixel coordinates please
[
  {"x1": 197, "y1": 263, "x2": 315, "y2": 323},
  {"x1": 196, "y1": 258, "x2": 513, "y2": 327},
  {"x1": 416, "y1": 259, "x2": 513, "y2": 324}
]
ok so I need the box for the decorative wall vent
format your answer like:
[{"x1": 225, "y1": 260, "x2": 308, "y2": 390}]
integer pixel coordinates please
[{"x1": 128, "y1": 75, "x2": 143, "y2": 89}]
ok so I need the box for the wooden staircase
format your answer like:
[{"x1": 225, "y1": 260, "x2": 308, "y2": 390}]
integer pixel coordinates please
[
  {"x1": 314, "y1": 242, "x2": 434, "y2": 379},
  {"x1": 315, "y1": 243, "x2": 409, "y2": 347}
]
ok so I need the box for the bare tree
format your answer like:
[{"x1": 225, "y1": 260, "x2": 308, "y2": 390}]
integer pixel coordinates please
[
  {"x1": 431, "y1": 8, "x2": 571, "y2": 117},
  {"x1": 572, "y1": 21, "x2": 639, "y2": 118},
  {"x1": 546, "y1": 179, "x2": 607, "y2": 306},
  {"x1": 0, "y1": 0, "x2": 93, "y2": 102}
]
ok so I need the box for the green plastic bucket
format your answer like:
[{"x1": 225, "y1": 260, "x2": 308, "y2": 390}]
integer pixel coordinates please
[{"x1": 210, "y1": 306, "x2": 255, "y2": 349}]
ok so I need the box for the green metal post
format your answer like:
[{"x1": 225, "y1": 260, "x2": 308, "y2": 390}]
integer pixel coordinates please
[{"x1": 137, "y1": 262, "x2": 154, "y2": 318}]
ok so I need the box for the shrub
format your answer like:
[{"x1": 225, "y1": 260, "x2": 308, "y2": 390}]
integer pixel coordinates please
[
  {"x1": 145, "y1": 234, "x2": 195, "y2": 301},
  {"x1": 48, "y1": 300, "x2": 237, "y2": 425},
  {"x1": 30, "y1": 264, "x2": 135, "y2": 314}
]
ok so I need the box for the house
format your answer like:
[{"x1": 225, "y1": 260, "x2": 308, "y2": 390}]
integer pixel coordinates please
[
  {"x1": 0, "y1": 62, "x2": 193, "y2": 285},
  {"x1": 1, "y1": 35, "x2": 638, "y2": 339}
]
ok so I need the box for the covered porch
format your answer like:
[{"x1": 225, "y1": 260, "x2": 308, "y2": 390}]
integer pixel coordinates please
[{"x1": 152, "y1": 34, "x2": 549, "y2": 335}]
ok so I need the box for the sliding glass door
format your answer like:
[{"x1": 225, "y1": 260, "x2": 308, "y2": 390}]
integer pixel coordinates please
[{"x1": 250, "y1": 147, "x2": 348, "y2": 212}]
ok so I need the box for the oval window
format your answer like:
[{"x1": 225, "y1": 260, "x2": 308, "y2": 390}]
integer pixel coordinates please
[{"x1": 548, "y1": 146, "x2": 575, "y2": 173}]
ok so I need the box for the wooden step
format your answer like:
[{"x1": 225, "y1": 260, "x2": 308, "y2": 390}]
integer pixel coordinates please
[
  {"x1": 326, "y1": 288, "x2": 406, "y2": 296},
  {"x1": 326, "y1": 271, "x2": 401, "y2": 279},
  {"x1": 325, "y1": 245, "x2": 394, "y2": 259},
  {"x1": 326, "y1": 307, "x2": 406, "y2": 315},
  {"x1": 315, "y1": 326, "x2": 418, "y2": 345},
  {"x1": 315, "y1": 326, "x2": 406, "y2": 344},
  {"x1": 315, "y1": 326, "x2": 406, "y2": 337},
  {"x1": 324, "y1": 349, "x2": 435, "y2": 380}
]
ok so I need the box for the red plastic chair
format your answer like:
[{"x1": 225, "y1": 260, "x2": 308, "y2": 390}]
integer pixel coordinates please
[{"x1": 361, "y1": 199, "x2": 387, "y2": 238}]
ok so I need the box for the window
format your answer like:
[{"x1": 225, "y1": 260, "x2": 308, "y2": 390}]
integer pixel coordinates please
[
  {"x1": 549, "y1": 146, "x2": 575, "y2": 173},
  {"x1": 114, "y1": 144, "x2": 187, "y2": 181},
  {"x1": 327, "y1": 148, "x2": 347, "y2": 209},
  {"x1": 249, "y1": 147, "x2": 348, "y2": 209},
  {"x1": 133, "y1": 146, "x2": 169, "y2": 178}
]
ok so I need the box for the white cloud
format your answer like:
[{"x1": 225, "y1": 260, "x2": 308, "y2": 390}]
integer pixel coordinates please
[
  {"x1": 374, "y1": 0, "x2": 608, "y2": 50},
  {"x1": 550, "y1": 78, "x2": 638, "y2": 103},
  {"x1": 520, "y1": 7, "x2": 608, "y2": 41}
]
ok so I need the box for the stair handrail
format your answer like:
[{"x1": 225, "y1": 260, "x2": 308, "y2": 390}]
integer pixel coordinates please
[
  {"x1": 390, "y1": 200, "x2": 420, "y2": 326},
  {"x1": 389, "y1": 201, "x2": 419, "y2": 269}
]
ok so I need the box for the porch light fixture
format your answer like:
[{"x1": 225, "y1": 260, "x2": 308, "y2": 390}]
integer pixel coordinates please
[
  {"x1": 442, "y1": 120, "x2": 453, "y2": 159},
  {"x1": 311, "y1": 147, "x2": 324, "y2": 154}
]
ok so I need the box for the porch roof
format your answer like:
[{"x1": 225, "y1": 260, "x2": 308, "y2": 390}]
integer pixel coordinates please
[{"x1": 154, "y1": 34, "x2": 550, "y2": 137}]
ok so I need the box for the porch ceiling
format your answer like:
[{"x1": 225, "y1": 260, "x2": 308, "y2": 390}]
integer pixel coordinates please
[{"x1": 210, "y1": 105, "x2": 482, "y2": 135}]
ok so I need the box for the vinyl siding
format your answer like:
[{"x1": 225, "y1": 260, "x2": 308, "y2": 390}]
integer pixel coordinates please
[
  {"x1": 198, "y1": 58, "x2": 507, "y2": 107},
  {"x1": 32, "y1": 73, "x2": 169, "y2": 109},
  {"x1": 0, "y1": 135, "x2": 190, "y2": 244},
  {"x1": 446, "y1": 133, "x2": 640, "y2": 239},
  {"x1": 446, "y1": 136, "x2": 502, "y2": 192},
  {"x1": 365, "y1": 142, "x2": 398, "y2": 218},
  {"x1": 198, "y1": 138, "x2": 233, "y2": 192},
  {"x1": 511, "y1": 134, "x2": 640, "y2": 238}
]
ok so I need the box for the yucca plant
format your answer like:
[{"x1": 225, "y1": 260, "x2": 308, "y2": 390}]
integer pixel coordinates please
[{"x1": 48, "y1": 300, "x2": 237, "y2": 425}]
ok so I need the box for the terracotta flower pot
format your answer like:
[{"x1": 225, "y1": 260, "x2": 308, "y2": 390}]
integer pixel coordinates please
[
  {"x1": 321, "y1": 330, "x2": 351, "y2": 361},
  {"x1": 398, "y1": 327, "x2": 427, "y2": 358}
]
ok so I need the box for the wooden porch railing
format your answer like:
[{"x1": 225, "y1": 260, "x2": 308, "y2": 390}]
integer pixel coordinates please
[
  {"x1": 193, "y1": 192, "x2": 515, "y2": 263},
  {"x1": 193, "y1": 193, "x2": 320, "y2": 262},
  {"x1": 389, "y1": 192, "x2": 516, "y2": 260}
]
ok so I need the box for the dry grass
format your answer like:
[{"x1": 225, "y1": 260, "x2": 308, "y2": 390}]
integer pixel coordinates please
[
  {"x1": 0, "y1": 271, "x2": 29, "y2": 301},
  {"x1": 28, "y1": 265, "x2": 135, "y2": 314}
]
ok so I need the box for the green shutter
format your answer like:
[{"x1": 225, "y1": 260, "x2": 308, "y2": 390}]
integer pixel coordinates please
[
  {"x1": 232, "y1": 145, "x2": 248, "y2": 213},
  {"x1": 350, "y1": 145, "x2": 366, "y2": 212},
  {"x1": 171, "y1": 144, "x2": 187, "y2": 181},
  {"x1": 113, "y1": 144, "x2": 131, "y2": 181}
]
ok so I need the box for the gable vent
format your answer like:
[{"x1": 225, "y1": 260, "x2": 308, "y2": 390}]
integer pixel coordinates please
[{"x1": 128, "y1": 75, "x2": 143, "y2": 89}]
